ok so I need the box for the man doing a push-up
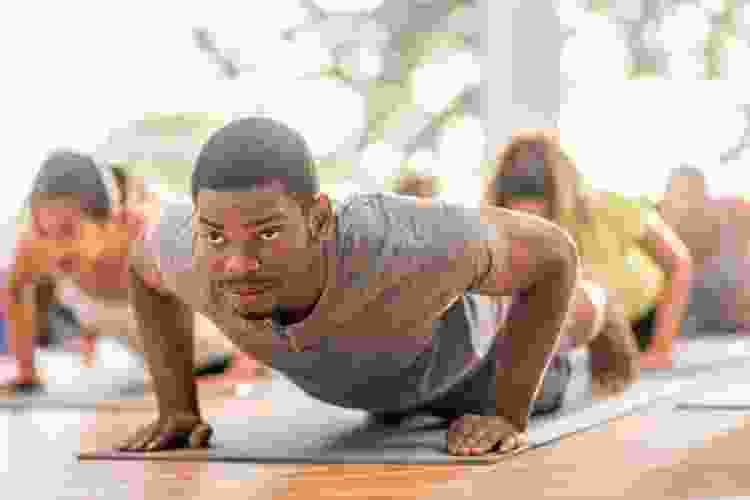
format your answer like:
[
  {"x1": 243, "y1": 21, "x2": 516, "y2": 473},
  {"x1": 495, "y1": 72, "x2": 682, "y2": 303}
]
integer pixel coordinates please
[{"x1": 118, "y1": 117, "x2": 637, "y2": 457}]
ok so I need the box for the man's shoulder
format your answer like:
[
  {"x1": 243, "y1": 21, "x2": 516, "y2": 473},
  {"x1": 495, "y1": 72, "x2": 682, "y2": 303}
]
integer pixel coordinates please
[
  {"x1": 129, "y1": 195, "x2": 194, "y2": 291},
  {"x1": 333, "y1": 192, "x2": 493, "y2": 257}
]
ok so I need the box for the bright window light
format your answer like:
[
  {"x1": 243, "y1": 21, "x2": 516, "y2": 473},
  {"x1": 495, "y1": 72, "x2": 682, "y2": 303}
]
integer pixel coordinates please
[
  {"x1": 561, "y1": 13, "x2": 629, "y2": 83},
  {"x1": 261, "y1": 79, "x2": 366, "y2": 158},
  {"x1": 658, "y1": 4, "x2": 711, "y2": 53},
  {"x1": 561, "y1": 80, "x2": 746, "y2": 198},
  {"x1": 313, "y1": 0, "x2": 385, "y2": 13},
  {"x1": 437, "y1": 116, "x2": 485, "y2": 206},
  {"x1": 412, "y1": 51, "x2": 481, "y2": 114},
  {"x1": 359, "y1": 142, "x2": 405, "y2": 184}
]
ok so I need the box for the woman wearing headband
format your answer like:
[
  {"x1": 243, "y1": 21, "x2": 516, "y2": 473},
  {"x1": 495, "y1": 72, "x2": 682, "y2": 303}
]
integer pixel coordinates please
[
  {"x1": 485, "y1": 130, "x2": 692, "y2": 369},
  {"x1": 1, "y1": 150, "x2": 245, "y2": 393}
]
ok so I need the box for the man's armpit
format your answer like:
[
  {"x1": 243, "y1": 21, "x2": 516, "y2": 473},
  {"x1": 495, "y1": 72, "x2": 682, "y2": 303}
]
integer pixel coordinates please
[{"x1": 471, "y1": 207, "x2": 577, "y2": 296}]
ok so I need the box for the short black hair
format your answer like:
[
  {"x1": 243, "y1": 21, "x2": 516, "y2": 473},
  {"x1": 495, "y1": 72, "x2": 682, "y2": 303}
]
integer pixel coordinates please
[
  {"x1": 30, "y1": 150, "x2": 117, "y2": 220},
  {"x1": 191, "y1": 117, "x2": 318, "y2": 205}
]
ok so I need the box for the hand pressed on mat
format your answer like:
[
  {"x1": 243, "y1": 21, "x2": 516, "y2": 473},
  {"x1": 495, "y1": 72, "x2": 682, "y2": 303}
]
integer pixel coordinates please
[
  {"x1": 447, "y1": 414, "x2": 528, "y2": 456},
  {"x1": 639, "y1": 348, "x2": 673, "y2": 369},
  {"x1": 117, "y1": 412, "x2": 213, "y2": 452}
]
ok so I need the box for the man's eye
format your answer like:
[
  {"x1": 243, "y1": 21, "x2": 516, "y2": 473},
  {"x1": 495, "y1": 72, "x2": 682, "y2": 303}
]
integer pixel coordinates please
[
  {"x1": 206, "y1": 231, "x2": 226, "y2": 245},
  {"x1": 259, "y1": 229, "x2": 281, "y2": 241}
]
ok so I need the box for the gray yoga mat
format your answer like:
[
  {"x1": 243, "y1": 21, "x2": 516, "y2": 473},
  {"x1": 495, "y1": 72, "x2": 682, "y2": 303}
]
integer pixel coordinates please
[
  {"x1": 78, "y1": 341, "x2": 739, "y2": 465},
  {"x1": 642, "y1": 333, "x2": 750, "y2": 379},
  {"x1": 676, "y1": 363, "x2": 750, "y2": 411}
]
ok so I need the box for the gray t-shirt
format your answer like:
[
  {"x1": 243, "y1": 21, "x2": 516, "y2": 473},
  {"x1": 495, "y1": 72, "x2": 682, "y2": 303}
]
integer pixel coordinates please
[{"x1": 139, "y1": 193, "x2": 507, "y2": 413}]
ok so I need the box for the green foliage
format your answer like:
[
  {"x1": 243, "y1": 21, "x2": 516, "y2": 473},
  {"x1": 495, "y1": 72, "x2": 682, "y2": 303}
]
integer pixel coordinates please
[
  {"x1": 430, "y1": 95, "x2": 468, "y2": 134},
  {"x1": 120, "y1": 113, "x2": 233, "y2": 194},
  {"x1": 588, "y1": 0, "x2": 609, "y2": 15},
  {"x1": 136, "y1": 112, "x2": 226, "y2": 139},
  {"x1": 315, "y1": 157, "x2": 356, "y2": 187},
  {"x1": 705, "y1": 0, "x2": 737, "y2": 79},
  {"x1": 365, "y1": 81, "x2": 411, "y2": 143},
  {"x1": 16, "y1": 205, "x2": 31, "y2": 227},
  {"x1": 364, "y1": 5, "x2": 470, "y2": 144},
  {"x1": 478, "y1": 158, "x2": 497, "y2": 178},
  {"x1": 128, "y1": 158, "x2": 194, "y2": 195},
  {"x1": 627, "y1": 61, "x2": 661, "y2": 80}
]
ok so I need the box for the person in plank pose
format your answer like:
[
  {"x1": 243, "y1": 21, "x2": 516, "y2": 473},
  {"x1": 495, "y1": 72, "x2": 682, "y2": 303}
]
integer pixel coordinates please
[
  {"x1": 393, "y1": 172, "x2": 440, "y2": 198},
  {"x1": 486, "y1": 129, "x2": 692, "y2": 369},
  {"x1": 117, "y1": 117, "x2": 628, "y2": 457},
  {"x1": 0, "y1": 151, "x2": 248, "y2": 393},
  {"x1": 658, "y1": 166, "x2": 750, "y2": 334}
]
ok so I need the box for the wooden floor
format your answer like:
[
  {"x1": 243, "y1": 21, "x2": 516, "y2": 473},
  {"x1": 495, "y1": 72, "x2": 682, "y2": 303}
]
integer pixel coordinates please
[{"x1": 4, "y1": 370, "x2": 750, "y2": 500}]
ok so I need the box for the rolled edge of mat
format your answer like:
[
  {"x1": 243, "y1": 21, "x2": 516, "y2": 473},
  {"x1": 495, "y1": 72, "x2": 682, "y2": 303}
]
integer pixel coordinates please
[{"x1": 675, "y1": 403, "x2": 750, "y2": 411}]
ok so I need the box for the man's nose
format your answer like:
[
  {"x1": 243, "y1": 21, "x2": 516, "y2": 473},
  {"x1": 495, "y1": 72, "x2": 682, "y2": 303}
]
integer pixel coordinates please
[{"x1": 224, "y1": 254, "x2": 261, "y2": 274}]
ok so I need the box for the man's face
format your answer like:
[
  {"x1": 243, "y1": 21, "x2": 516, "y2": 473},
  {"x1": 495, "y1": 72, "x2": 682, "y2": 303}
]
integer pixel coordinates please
[
  {"x1": 665, "y1": 176, "x2": 706, "y2": 209},
  {"x1": 194, "y1": 186, "x2": 327, "y2": 321}
]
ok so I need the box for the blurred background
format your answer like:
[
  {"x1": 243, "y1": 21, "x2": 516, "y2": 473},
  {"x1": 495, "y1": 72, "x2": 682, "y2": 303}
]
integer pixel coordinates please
[{"x1": 0, "y1": 0, "x2": 749, "y2": 225}]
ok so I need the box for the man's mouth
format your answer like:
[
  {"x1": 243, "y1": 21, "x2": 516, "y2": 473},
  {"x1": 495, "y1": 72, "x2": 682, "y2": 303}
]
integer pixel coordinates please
[{"x1": 226, "y1": 283, "x2": 275, "y2": 303}]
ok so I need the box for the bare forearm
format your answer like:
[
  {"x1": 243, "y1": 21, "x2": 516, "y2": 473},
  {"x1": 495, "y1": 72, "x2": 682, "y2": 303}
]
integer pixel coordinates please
[
  {"x1": 32, "y1": 279, "x2": 55, "y2": 339},
  {"x1": 637, "y1": 215, "x2": 693, "y2": 352},
  {"x1": 5, "y1": 270, "x2": 41, "y2": 371},
  {"x1": 6, "y1": 299, "x2": 35, "y2": 373},
  {"x1": 652, "y1": 260, "x2": 692, "y2": 350},
  {"x1": 129, "y1": 268, "x2": 199, "y2": 416},
  {"x1": 493, "y1": 254, "x2": 578, "y2": 431}
]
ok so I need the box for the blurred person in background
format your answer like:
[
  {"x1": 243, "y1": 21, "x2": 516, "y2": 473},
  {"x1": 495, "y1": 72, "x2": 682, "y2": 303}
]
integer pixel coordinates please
[
  {"x1": 0, "y1": 151, "x2": 257, "y2": 394},
  {"x1": 658, "y1": 166, "x2": 720, "y2": 268},
  {"x1": 395, "y1": 166, "x2": 637, "y2": 394},
  {"x1": 485, "y1": 129, "x2": 692, "y2": 369},
  {"x1": 659, "y1": 166, "x2": 750, "y2": 334},
  {"x1": 393, "y1": 172, "x2": 440, "y2": 198}
]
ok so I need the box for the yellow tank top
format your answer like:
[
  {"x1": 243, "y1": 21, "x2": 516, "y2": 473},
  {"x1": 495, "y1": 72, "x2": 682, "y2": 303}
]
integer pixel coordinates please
[{"x1": 571, "y1": 193, "x2": 665, "y2": 321}]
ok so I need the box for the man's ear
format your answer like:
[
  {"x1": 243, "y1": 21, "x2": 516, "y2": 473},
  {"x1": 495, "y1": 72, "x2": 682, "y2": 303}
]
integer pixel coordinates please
[{"x1": 308, "y1": 193, "x2": 332, "y2": 238}]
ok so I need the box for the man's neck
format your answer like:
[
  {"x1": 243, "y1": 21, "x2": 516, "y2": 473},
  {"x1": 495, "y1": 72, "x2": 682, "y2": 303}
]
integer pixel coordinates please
[{"x1": 276, "y1": 250, "x2": 329, "y2": 326}]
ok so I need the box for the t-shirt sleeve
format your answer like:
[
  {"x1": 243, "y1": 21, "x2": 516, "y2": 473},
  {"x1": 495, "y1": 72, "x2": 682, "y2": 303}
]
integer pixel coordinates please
[{"x1": 337, "y1": 194, "x2": 504, "y2": 295}]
